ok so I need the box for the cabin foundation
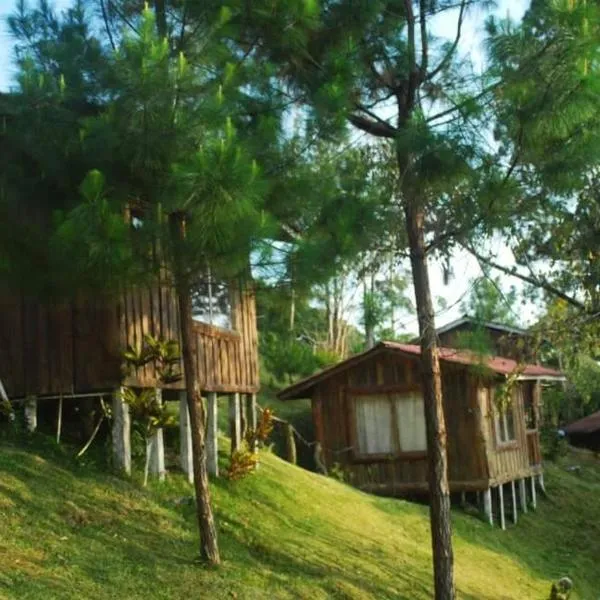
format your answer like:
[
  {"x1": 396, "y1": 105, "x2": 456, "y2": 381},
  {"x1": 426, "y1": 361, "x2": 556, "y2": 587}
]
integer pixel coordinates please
[
  {"x1": 149, "y1": 389, "x2": 166, "y2": 481},
  {"x1": 511, "y1": 480, "x2": 518, "y2": 524},
  {"x1": 483, "y1": 489, "x2": 493, "y2": 526},
  {"x1": 229, "y1": 393, "x2": 241, "y2": 453},
  {"x1": 530, "y1": 475, "x2": 537, "y2": 510},
  {"x1": 112, "y1": 388, "x2": 131, "y2": 475},
  {"x1": 206, "y1": 392, "x2": 219, "y2": 477},
  {"x1": 519, "y1": 478, "x2": 528, "y2": 514},
  {"x1": 498, "y1": 484, "x2": 506, "y2": 530},
  {"x1": 24, "y1": 396, "x2": 37, "y2": 433}
]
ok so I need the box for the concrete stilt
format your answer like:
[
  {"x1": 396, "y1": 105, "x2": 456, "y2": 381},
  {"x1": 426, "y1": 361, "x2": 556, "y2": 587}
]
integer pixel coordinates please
[
  {"x1": 498, "y1": 485, "x2": 506, "y2": 530},
  {"x1": 511, "y1": 480, "x2": 518, "y2": 524},
  {"x1": 538, "y1": 472, "x2": 546, "y2": 495},
  {"x1": 24, "y1": 396, "x2": 37, "y2": 433},
  {"x1": 206, "y1": 392, "x2": 219, "y2": 477},
  {"x1": 483, "y1": 488, "x2": 493, "y2": 526},
  {"x1": 56, "y1": 394, "x2": 63, "y2": 444},
  {"x1": 229, "y1": 392, "x2": 241, "y2": 454},
  {"x1": 179, "y1": 392, "x2": 194, "y2": 483},
  {"x1": 530, "y1": 475, "x2": 537, "y2": 510},
  {"x1": 149, "y1": 389, "x2": 165, "y2": 482},
  {"x1": 460, "y1": 491, "x2": 467, "y2": 508},
  {"x1": 247, "y1": 394, "x2": 258, "y2": 451},
  {"x1": 519, "y1": 478, "x2": 528, "y2": 514},
  {"x1": 112, "y1": 388, "x2": 131, "y2": 475},
  {"x1": 240, "y1": 394, "x2": 248, "y2": 438}
]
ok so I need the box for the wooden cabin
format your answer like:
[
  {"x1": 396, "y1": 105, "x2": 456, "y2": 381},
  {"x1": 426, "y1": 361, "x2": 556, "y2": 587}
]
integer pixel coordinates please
[
  {"x1": 279, "y1": 342, "x2": 564, "y2": 526},
  {"x1": 0, "y1": 273, "x2": 259, "y2": 479}
]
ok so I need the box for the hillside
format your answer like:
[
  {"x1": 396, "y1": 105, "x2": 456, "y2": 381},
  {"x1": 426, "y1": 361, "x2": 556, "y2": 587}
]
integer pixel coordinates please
[{"x1": 1, "y1": 442, "x2": 599, "y2": 599}]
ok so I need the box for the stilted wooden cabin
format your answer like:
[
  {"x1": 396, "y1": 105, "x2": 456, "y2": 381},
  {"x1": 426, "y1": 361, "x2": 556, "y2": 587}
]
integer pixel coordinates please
[
  {"x1": 279, "y1": 342, "x2": 564, "y2": 527},
  {"x1": 0, "y1": 274, "x2": 259, "y2": 480}
]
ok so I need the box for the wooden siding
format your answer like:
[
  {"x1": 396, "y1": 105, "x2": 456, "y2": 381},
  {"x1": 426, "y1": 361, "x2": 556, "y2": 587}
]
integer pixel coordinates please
[
  {"x1": 480, "y1": 382, "x2": 532, "y2": 485},
  {"x1": 0, "y1": 278, "x2": 259, "y2": 398},
  {"x1": 121, "y1": 279, "x2": 259, "y2": 393},
  {"x1": 313, "y1": 351, "x2": 491, "y2": 495}
]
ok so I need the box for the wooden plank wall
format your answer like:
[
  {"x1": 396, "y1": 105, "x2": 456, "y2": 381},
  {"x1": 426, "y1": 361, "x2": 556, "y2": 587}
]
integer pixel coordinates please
[
  {"x1": 481, "y1": 383, "x2": 530, "y2": 484},
  {"x1": 0, "y1": 291, "x2": 121, "y2": 397},
  {"x1": 0, "y1": 277, "x2": 259, "y2": 398},
  {"x1": 312, "y1": 350, "x2": 494, "y2": 494},
  {"x1": 122, "y1": 279, "x2": 259, "y2": 394}
]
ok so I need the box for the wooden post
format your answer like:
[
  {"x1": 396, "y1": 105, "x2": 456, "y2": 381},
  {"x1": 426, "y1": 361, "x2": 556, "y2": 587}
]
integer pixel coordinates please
[
  {"x1": 149, "y1": 389, "x2": 166, "y2": 482},
  {"x1": 511, "y1": 480, "x2": 518, "y2": 525},
  {"x1": 179, "y1": 392, "x2": 194, "y2": 483},
  {"x1": 247, "y1": 393, "x2": 258, "y2": 468},
  {"x1": 56, "y1": 394, "x2": 63, "y2": 444},
  {"x1": 530, "y1": 475, "x2": 537, "y2": 510},
  {"x1": 285, "y1": 422, "x2": 297, "y2": 465},
  {"x1": 240, "y1": 393, "x2": 248, "y2": 439},
  {"x1": 112, "y1": 388, "x2": 131, "y2": 475},
  {"x1": 538, "y1": 472, "x2": 546, "y2": 495},
  {"x1": 498, "y1": 485, "x2": 506, "y2": 530},
  {"x1": 206, "y1": 392, "x2": 218, "y2": 477},
  {"x1": 483, "y1": 488, "x2": 493, "y2": 526},
  {"x1": 24, "y1": 396, "x2": 37, "y2": 433},
  {"x1": 229, "y1": 393, "x2": 241, "y2": 454},
  {"x1": 519, "y1": 478, "x2": 528, "y2": 514}
]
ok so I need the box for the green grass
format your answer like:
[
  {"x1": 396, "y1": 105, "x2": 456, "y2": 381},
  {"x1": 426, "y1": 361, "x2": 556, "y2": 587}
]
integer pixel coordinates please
[{"x1": 1, "y1": 438, "x2": 599, "y2": 600}]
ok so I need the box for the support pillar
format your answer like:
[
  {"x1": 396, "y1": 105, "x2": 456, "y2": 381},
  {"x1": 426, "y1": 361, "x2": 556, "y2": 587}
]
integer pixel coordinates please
[
  {"x1": 206, "y1": 392, "x2": 219, "y2": 477},
  {"x1": 240, "y1": 394, "x2": 248, "y2": 439},
  {"x1": 460, "y1": 491, "x2": 467, "y2": 508},
  {"x1": 498, "y1": 484, "x2": 506, "y2": 531},
  {"x1": 112, "y1": 388, "x2": 131, "y2": 475},
  {"x1": 530, "y1": 475, "x2": 537, "y2": 510},
  {"x1": 511, "y1": 480, "x2": 518, "y2": 525},
  {"x1": 247, "y1": 393, "x2": 259, "y2": 466},
  {"x1": 519, "y1": 478, "x2": 528, "y2": 514},
  {"x1": 483, "y1": 488, "x2": 493, "y2": 526},
  {"x1": 148, "y1": 389, "x2": 165, "y2": 482},
  {"x1": 229, "y1": 392, "x2": 241, "y2": 454},
  {"x1": 179, "y1": 392, "x2": 194, "y2": 483},
  {"x1": 538, "y1": 472, "x2": 546, "y2": 495},
  {"x1": 24, "y1": 396, "x2": 37, "y2": 433}
]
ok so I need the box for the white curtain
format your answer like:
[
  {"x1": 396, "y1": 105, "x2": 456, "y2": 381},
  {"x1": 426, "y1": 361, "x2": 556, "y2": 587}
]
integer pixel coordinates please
[
  {"x1": 354, "y1": 395, "x2": 394, "y2": 455},
  {"x1": 394, "y1": 393, "x2": 427, "y2": 452}
]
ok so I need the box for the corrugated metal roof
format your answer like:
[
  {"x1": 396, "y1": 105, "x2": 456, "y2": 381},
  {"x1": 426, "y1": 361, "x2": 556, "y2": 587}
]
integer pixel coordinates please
[
  {"x1": 278, "y1": 341, "x2": 564, "y2": 400},
  {"x1": 563, "y1": 410, "x2": 600, "y2": 435}
]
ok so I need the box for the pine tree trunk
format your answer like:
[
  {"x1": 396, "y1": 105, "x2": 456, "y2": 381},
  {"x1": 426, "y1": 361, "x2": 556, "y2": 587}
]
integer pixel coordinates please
[
  {"x1": 169, "y1": 213, "x2": 220, "y2": 565},
  {"x1": 404, "y1": 200, "x2": 454, "y2": 600}
]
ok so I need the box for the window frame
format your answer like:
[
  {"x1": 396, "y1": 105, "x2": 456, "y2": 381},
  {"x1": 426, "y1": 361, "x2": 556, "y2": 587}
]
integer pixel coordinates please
[
  {"x1": 492, "y1": 388, "x2": 518, "y2": 449},
  {"x1": 348, "y1": 384, "x2": 427, "y2": 463}
]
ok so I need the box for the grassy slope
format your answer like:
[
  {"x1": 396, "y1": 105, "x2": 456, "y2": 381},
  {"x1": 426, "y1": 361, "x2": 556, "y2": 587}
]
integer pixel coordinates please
[{"x1": 1, "y1": 441, "x2": 599, "y2": 600}]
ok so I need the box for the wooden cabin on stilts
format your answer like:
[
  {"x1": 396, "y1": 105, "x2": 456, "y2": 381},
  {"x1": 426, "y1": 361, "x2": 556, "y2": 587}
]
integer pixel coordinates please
[
  {"x1": 278, "y1": 341, "x2": 564, "y2": 528},
  {"x1": 0, "y1": 273, "x2": 260, "y2": 481}
]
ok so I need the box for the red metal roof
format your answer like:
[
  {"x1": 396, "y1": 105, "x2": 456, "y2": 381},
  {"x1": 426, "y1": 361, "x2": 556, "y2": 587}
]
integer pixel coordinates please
[
  {"x1": 381, "y1": 342, "x2": 563, "y2": 378},
  {"x1": 278, "y1": 341, "x2": 564, "y2": 400},
  {"x1": 563, "y1": 410, "x2": 600, "y2": 435}
]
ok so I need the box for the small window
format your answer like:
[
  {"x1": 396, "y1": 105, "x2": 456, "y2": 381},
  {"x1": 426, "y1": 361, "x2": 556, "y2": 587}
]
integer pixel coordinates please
[
  {"x1": 191, "y1": 264, "x2": 233, "y2": 329},
  {"x1": 353, "y1": 391, "x2": 427, "y2": 457},
  {"x1": 494, "y1": 400, "x2": 517, "y2": 445}
]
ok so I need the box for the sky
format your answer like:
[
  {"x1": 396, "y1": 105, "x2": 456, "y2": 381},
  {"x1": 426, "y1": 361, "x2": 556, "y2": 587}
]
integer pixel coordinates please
[{"x1": 0, "y1": 0, "x2": 535, "y2": 334}]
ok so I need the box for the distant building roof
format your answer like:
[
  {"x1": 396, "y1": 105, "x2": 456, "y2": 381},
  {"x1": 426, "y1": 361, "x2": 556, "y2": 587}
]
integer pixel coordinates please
[
  {"x1": 563, "y1": 411, "x2": 600, "y2": 436},
  {"x1": 279, "y1": 341, "x2": 564, "y2": 400},
  {"x1": 435, "y1": 315, "x2": 529, "y2": 338}
]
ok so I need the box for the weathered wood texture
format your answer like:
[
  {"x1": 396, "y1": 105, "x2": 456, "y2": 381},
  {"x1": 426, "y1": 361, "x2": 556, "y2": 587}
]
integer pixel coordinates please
[
  {"x1": 0, "y1": 279, "x2": 259, "y2": 397},
  {"x1": 312, "y1": 349, "x2": 540, "y2": 496}
]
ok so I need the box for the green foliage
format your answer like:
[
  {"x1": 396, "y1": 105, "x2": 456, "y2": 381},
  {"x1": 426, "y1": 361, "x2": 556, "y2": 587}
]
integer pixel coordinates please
[{"x1": 461, "y1": 276, "x2": 520, "y2": 327}]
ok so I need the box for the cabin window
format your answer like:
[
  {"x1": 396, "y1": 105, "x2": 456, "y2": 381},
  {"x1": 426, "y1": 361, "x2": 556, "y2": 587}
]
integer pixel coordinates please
[
  {"x1": 523, "y1": 382, "x2": 537, "y2": 430},
  {"x1": 353, "y1": 391, "x2": 427, "y2": 457},
  {"x1": 494, "y1": 402, "x2": 517, "y2": 445},
  {"x1": 393, "y1": 392, "x2": 427, "y2": 452},
  {"x1": 191, "y1": 264, "x2": 233, "y2": 329}
]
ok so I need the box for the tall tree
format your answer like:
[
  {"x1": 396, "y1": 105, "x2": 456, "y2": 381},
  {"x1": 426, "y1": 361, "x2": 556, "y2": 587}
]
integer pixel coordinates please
[
  {"x1": 4, "y1": 0, "x2": 283, "y2": 564},
  {"x1": 245, "y1": 4, "x2": 514, "y2": 596}
]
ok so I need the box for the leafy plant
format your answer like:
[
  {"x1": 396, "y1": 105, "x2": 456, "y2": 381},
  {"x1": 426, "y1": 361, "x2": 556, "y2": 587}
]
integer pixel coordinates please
[{"x1": 225, "y1": 445, "x2": 259, "y2": 480}]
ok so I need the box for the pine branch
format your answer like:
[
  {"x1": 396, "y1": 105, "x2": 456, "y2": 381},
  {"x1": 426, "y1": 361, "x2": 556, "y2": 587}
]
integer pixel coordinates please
[{"x1": 427, "y1": 0, "x2": 467, "y2": 81}]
